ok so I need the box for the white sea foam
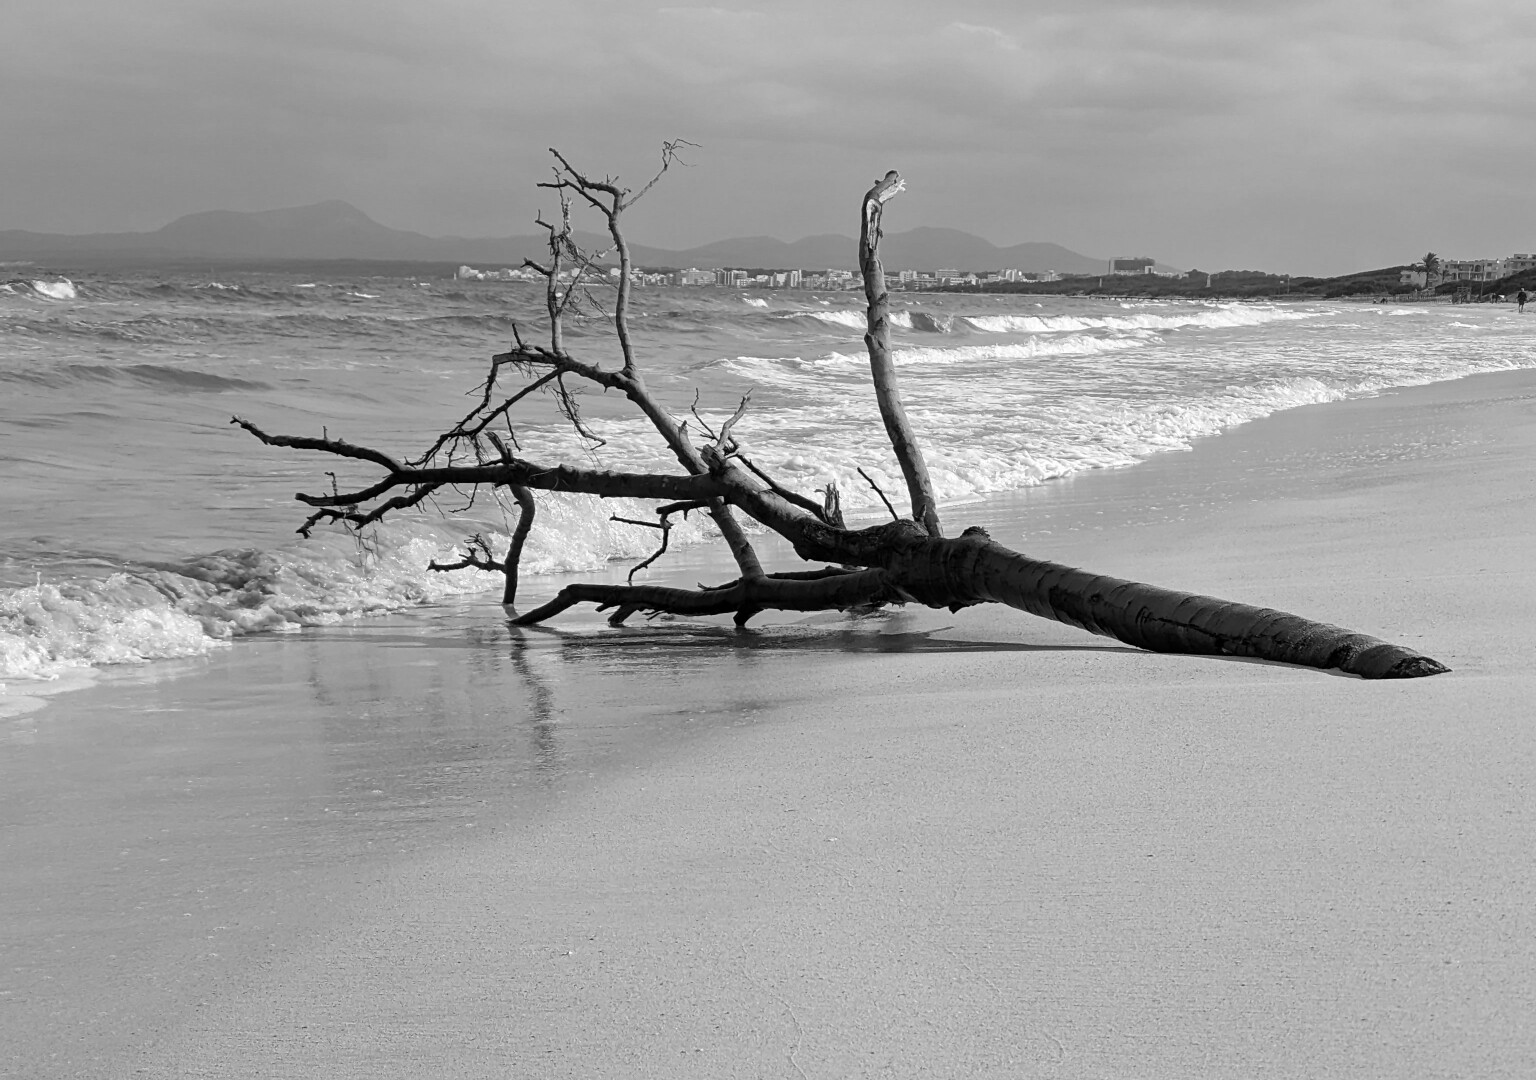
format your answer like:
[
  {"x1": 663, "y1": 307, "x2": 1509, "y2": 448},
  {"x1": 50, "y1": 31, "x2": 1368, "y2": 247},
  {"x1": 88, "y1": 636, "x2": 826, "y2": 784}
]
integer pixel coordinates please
[
  {"x1": 0, "y1": 491, "x2": 717, "y2": 681},
  {"x1": 721, "y1": 333, "x2": 1153, "y2": 384},
  {"x1": 721, "y1": 371, "x2": 1416, "y2": 518},
  {"x1": 743, "y1": 297, "x2": 769, "y2": 308},
  {"x1": 786, "y1": 307, "x2": 916, "y2": 330},
  {"x1": 786, "y1": 303, "x2": 1316, "y2": 337},
  {"x1": 31, "y1": 279, "x2": 77, "y2": 300},
  {"x1": 889, "y1": 335, "x2": 1153, "y2": 366},
  {"x1": 0, "y1": 580, "x2": 220, "y2": 680},
  {"x1": 960, "y1": 304, "x2": 1317, "y2": 334}
]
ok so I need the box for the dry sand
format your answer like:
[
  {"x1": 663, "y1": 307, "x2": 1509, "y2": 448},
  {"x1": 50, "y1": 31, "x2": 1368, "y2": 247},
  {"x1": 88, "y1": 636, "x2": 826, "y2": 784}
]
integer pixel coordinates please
[{"x1": 4, "y1": 369, "x2": 1533, "y2": 1078}]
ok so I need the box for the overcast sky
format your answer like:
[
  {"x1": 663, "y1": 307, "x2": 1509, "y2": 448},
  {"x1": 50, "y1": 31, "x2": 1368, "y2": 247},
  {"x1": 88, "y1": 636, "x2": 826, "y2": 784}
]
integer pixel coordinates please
[{"x1": 3, "y1": 0, "x2": 1532, "y2": 275}]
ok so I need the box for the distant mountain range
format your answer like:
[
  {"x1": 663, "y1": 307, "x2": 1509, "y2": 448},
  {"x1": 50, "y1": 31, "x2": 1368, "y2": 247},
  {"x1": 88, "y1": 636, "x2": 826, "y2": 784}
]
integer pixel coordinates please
[{"x1": 0, "y1": 200, "x2": 1120, "y2": 274}]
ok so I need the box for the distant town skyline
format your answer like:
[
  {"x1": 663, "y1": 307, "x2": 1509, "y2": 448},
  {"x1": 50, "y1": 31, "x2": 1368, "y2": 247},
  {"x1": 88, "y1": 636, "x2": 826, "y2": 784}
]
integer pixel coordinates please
[{"x1": 3, "y1": 1, "x2": 1532, "y2": 277}]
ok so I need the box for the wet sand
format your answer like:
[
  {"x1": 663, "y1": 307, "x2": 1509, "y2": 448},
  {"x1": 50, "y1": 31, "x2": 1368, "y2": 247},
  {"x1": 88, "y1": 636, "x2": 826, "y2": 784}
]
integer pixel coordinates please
[{"x1": 4, "y1": 369, "x2": 1534, "y2": 1078}]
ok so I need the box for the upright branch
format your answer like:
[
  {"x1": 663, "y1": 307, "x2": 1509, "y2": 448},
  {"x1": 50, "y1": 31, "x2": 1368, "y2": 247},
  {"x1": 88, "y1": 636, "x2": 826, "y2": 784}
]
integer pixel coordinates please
[
  {"x1": 427, "y1": 485, "x2": 536, "y2": 604},
  {"x1": 530, "y1": 144, "x2": 765, "y2": 580},
  {"x1": 859, "y1": 171, "x2": 942, "y2": 537},
  {"x1": 544, "y1": 140, "x2": 694, "y2": 378}
]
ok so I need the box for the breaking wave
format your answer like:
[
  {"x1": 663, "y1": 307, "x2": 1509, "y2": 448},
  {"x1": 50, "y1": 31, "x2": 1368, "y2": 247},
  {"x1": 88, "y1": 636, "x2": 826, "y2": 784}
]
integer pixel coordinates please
[
  {"x1": 32, "y1": 279, "x2": 77, "y2": 301},
  {"x1": 780, "y1": 302, "x2": 1315, "y2": 336},
  {"x1": 0, "y1": 278, "x2": 79, "y2": 301},
  {"x1": 958, "y1": 305, "x2": 1318, "y2": 333},
  {"x1": 0, "y1": 493, "x2": 716, "y2": 681}
]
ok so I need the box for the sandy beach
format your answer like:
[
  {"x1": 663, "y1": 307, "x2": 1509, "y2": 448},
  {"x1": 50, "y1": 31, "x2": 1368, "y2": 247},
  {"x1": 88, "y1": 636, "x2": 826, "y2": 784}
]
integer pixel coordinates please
[{"x1": 4, "y1": 367, "x2": 1534, "y2": 1078}]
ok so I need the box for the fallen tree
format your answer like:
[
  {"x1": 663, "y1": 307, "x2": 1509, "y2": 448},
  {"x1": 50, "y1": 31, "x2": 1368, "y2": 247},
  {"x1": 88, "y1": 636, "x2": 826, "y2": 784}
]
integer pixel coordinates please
[{"x1": 235, "y1": 148, "x2": 1448, "y2": 679}]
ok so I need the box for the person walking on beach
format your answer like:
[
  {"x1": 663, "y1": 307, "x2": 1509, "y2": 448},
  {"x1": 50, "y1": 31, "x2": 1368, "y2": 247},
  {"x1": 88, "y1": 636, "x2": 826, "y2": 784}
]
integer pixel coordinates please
[{"x1": 1518, "y1": 287, "x2": 1529, "y2": 313}]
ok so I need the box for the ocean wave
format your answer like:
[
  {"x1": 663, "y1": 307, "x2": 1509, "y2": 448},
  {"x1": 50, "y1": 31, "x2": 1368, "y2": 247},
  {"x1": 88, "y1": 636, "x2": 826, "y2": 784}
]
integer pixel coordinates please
[
  {"x1": 0, "y1": 362, "x2": 271, "y2": 392},
  {"x1": 1, "y1": 308, "x2": 531, "y2": 347},
  {"x1": 0, "y1": 493, "x2": 716, "y2": 681},
  {"x1": 32, "y1": 279, "x2": 77, "y2": 301},
  {"x1": 888, "y1": 335, "x2": 1153, "y2": 366},
  {"x1": 712, "y1": 332, "x2": 1154, "y2": 386},
  {"x1": 726, "y1": 370, "x2": 1429, "y2": 519},
  {"x1": 907, "y1": 312, "x2": 956, "y2": 333},
  {"x1": 784, "y1": 308, "x2": 887, "y2": 330},
  {"x1": 775, "y1": 302, "x2": 1318, "y2": 338},
  {"x1": 959, "y1": 304, "x2": 1318, "y2": 334},
  {"x1": 795, "y1": 308, "x2": 864, "y2": 329},
  {"x1": 0, "y1": 278, "x2": 79, "y2": 301}
]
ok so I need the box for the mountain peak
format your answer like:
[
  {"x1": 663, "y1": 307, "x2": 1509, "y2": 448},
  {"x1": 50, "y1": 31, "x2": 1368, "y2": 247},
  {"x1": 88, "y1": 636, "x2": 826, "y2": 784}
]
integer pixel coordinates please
[
  {"x1": 2, "y1": 204, "x2": 1106, "y2": 272},
  {"x1": 159, "y1": 200, "x2": 380, "y2": 234}
]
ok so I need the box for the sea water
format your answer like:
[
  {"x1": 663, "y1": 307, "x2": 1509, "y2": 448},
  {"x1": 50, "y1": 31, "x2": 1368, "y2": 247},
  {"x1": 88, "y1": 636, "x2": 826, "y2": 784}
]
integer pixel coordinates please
[{"x1": 3, "y1": 271, "x2": 1533, "y2": 683}]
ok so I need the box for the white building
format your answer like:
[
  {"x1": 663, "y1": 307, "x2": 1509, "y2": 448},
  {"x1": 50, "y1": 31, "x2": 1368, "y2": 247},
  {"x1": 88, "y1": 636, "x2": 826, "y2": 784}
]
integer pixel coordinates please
[{"x1": 1439, "y1": 258, "x2": 1506, "y2": 283}]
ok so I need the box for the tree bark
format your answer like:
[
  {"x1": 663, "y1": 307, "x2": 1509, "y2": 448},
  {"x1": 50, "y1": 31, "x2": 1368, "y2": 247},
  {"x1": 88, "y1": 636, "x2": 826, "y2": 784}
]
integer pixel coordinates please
[
  {"x1": 499, "y1": 484, "x2": 536, "y2": 605},
  {"x1": 859, "y1": 172, "x2": 942, "y2": 537},
  {"x1": 509, "y1": 515, "x2": 1446, "y2": 679},
  {"x1": 864, "y1": 526, "x2": 1447, "y2": 679}
]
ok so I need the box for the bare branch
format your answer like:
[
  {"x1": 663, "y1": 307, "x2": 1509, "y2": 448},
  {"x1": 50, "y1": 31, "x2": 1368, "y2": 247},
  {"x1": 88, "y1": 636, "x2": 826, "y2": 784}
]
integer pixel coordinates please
[
  {"x1": 296, "y1": 482, "x2": 442, "y2": 538},
  {"x1": 426, "y1": 484, "x2": 537, "y2": 604},
  {"x1": 613, "y1": 512, "x2": 674, "y2": 583},
  {"x1": 409, "y1": 367, "x2": 561, "y2": 468},
  {"x1": 737, "y1": 455, "x2": 828, "y2": 522},
  {"x1": 429, "y1": 534, "x2": 499, "y2": 574},
  {"x1": 554, "y1": 374, "x2": 606, "y2": 447},
  {"x1": 858, "y1": 467, "x2": 900, "y2": 522},
  {"x1": 689, "y1": 390, "x2": 717, "y2": 441},
  {"x1": 714, "y1": 392, "x2": 751, "y2": 455},
  {"x1": 626, "y1": 138, "x2": 700, "y2": 209},
  {"x1": 232, "y1": 416, "x2": 403, "y2": 473},
  {"x1": 514, "y1": 567, "x2": 898, "y2": 627}
]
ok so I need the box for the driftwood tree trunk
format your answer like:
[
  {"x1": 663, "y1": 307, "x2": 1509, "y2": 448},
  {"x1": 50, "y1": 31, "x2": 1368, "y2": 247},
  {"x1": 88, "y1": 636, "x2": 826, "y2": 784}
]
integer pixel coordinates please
[
  {"x1": 860, "y1": 171, "x2": 941, "y2": 537},
  {"x1": 234, "y1": 149, "x2": 1448, "y2": 680}
]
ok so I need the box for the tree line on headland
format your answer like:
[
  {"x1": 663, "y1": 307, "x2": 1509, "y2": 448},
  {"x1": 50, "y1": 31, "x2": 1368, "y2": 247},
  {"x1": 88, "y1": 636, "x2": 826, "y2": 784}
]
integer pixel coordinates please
[{"x1": 945, "y1": 264, "x2": 1536, "y2": 301}]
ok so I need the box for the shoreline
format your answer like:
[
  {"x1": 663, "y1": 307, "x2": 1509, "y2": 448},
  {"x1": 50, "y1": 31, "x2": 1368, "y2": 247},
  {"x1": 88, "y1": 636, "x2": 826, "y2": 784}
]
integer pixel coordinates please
[
  {"x1": 4, "y1": 367, "x2": 1535, "y2": 1076},
  {"x1": 1, "y1": 342, "x2": 1520, "y2": 715}
]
